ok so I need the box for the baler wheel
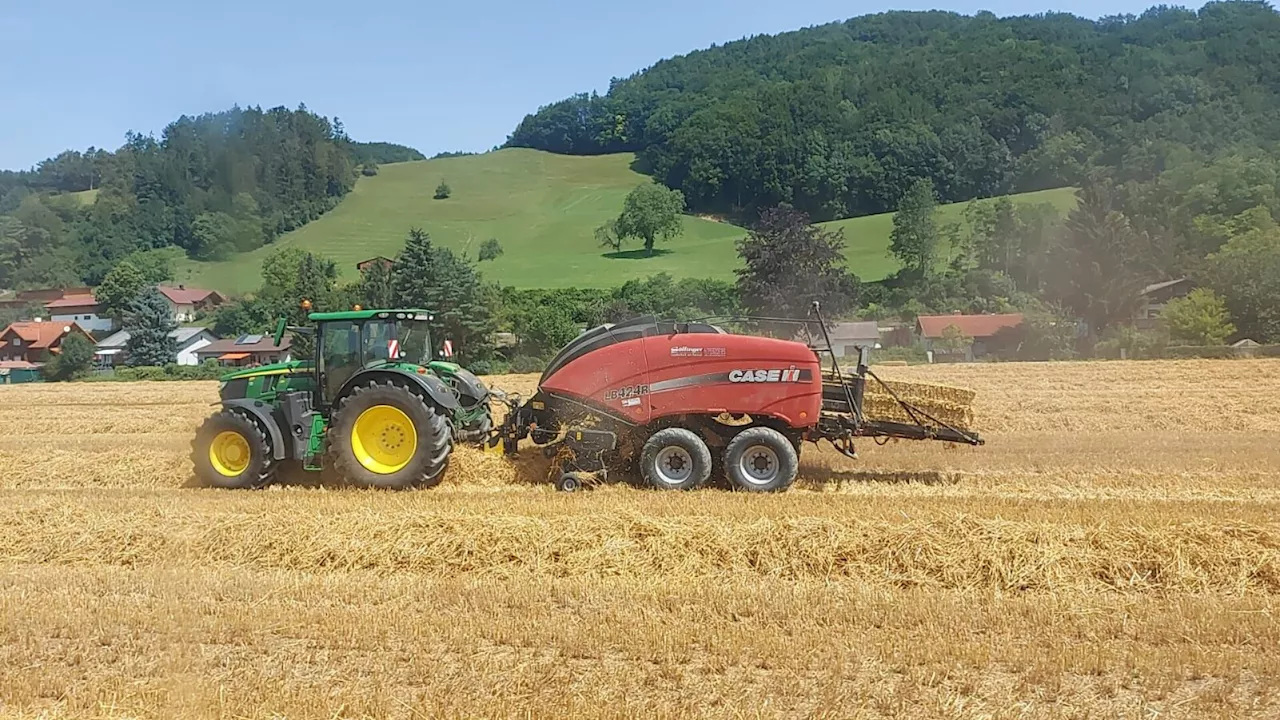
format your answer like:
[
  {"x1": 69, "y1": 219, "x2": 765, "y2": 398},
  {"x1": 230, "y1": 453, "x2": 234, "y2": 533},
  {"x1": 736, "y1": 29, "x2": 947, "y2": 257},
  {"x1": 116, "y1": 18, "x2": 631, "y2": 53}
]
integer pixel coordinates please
[
  {"x1": 556, "y1": 472, "x2": 585, "y2": 492},
  {"x1": 722, "y1": 427, "x2": 798, "y2": 492},
  {"x1": 639, "y1": 428, "x2": 712, "y2": 490}
]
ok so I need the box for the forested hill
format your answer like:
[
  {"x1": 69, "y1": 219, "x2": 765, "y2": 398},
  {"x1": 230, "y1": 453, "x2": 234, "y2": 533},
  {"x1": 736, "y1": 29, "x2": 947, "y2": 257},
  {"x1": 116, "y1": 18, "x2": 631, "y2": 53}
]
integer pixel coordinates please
[
  {"x1": 0, "y1": 106, "x2": 421, "y2": 288},
  {"x1": 505, "y1": 1, "x2": 1280, "y2": 221}
]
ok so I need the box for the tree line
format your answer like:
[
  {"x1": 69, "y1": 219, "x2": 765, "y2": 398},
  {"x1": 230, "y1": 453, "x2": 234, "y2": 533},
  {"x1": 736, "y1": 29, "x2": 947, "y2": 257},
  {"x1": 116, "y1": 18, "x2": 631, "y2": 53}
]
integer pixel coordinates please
[
  {"x1": 506, "y1": 2, "x2": 1280, "y2": 228},
  {"x1": 0, "y1": 105, "x2": 421, "y2": 289}
]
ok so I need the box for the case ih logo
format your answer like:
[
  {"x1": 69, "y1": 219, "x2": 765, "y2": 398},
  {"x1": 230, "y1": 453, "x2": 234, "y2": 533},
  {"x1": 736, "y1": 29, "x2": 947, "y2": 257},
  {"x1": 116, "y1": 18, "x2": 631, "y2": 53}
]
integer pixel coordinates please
[{"x1": 728, "y1": 367, "x2": 805, "y2": 383}]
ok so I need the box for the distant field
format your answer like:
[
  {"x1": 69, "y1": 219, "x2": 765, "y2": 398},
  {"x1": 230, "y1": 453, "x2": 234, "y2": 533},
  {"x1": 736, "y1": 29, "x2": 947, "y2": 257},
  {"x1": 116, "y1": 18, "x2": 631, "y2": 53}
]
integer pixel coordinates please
[
  {"x1": 172, "y1": 148, "x2": 1077, "y2": 294},
  {"x1": 67, "y1": 188, "x2": 99, "y2": 205}
]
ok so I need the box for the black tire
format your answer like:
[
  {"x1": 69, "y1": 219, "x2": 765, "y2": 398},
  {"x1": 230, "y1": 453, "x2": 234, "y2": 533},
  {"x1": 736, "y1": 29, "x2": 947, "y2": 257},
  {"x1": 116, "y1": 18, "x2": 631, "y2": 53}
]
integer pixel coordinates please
[
  {"x1": 190, "y1": 409, "x2": 276, "y2": 489},
  {"x1": 638, "y1": 428, "x2": 712, "y2": 490},
  {"x1": 723, "y1": 427, "x2": 799, "y2": 492},
  {"x1": 557, "y1": 472, "x2": 585, "y2": 492},
  {"x1": 328, "y1": 379, "x2": 453, "y2": 489}
]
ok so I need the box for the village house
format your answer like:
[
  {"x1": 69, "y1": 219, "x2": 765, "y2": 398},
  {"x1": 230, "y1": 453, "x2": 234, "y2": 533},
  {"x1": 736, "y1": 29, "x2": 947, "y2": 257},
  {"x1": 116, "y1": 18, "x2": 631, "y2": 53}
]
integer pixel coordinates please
[
  {"x1": 95, "y1": 327, "x2": 221, "y2": 367},
  {"x1": 195, "y1": 334, "x2": 293, "y2": 367},
  {"x1": 916, "y1": 313, "x2": 1024, "y2": 362},
  {"x1": 0, "y1": 321, "x2": 96, "y2": 366},
  {"x1": 0, "y1": 286, "x2": 94, "y2": 313},
  {"x1": 43, "y1": 293, "x2": 115, "y2": 333},
  {"x1": 806, "y1": 321, "x2": 881, "y2": 357},
  {"x1": 1133, "y1": 278, "x2": 1195, "y2": 330},
  {"x1": 356, "y1": 256, "x2": 395, "y2": 273},
  {"x1": 158, "y1": 286, "x2": 226, "y2": 322},
  {"x1": 0, "y1": 359, "x2": 43, "y2": 384}
]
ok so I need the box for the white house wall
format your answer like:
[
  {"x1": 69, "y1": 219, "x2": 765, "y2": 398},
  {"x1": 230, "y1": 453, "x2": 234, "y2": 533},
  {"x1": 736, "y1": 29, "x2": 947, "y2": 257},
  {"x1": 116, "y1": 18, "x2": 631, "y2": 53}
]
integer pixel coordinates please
[
  {"x1": 177, "y1": 337, "x2": 214, "y2": 366},
  {"x1": 169, "y1": 302, "x2": 198, "y2": 322},
  {"x1": 50, "y1": 312, "x2": 113, "y2": 333}
]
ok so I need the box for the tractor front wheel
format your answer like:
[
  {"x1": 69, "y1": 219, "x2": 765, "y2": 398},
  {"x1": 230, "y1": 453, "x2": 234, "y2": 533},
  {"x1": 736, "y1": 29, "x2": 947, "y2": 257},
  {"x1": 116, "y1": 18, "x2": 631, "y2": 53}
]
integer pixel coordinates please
[
  {"x1": 191, "y1": 410, "x2": 277, "y2": 489},
  {"x1": 329, "y1": 379, "x2": 453, "y2": 489}
]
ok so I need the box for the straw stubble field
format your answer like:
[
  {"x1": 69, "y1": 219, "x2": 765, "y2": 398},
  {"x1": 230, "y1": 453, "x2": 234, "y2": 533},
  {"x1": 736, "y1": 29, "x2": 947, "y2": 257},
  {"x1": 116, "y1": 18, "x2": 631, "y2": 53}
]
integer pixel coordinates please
[{"x1": 1, "y1": 359, "x2": 1279, "y2": 718}]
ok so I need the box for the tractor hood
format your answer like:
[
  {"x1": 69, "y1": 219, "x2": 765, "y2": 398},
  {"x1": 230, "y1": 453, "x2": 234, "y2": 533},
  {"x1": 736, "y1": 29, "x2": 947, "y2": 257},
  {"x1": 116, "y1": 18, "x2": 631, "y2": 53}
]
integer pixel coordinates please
[
  {"x1": 430, "y1": 361, "x2": 489, "y2": 403},
  {"x1": 219, "y1": 360, "x2": 312, "y2": 382}
]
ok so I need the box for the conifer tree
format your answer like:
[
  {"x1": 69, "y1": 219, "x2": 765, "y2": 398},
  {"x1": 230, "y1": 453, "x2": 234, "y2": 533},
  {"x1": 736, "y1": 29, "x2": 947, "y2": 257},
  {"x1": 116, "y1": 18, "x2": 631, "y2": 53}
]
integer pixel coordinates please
[
  {"x1": 391, "y1": 227, "x2": 495, "y2": 361},
  {"x1": 124, "y1": 286, "x2": 178, "y2": 366}
]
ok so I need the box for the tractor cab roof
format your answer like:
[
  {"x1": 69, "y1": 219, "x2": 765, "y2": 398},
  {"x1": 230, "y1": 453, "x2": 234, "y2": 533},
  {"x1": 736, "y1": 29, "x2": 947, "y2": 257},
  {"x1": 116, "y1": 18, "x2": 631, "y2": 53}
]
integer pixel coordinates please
[{"x1": 308, "y1": 308, "x2": 434, "y2": 322}]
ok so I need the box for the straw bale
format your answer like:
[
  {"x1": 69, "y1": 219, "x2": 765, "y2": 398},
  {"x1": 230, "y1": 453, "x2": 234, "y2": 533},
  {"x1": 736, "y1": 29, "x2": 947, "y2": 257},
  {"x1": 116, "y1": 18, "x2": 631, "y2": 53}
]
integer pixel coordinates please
[{"x1": 825, "y1": 369, "x2": 978, "y2": 429}]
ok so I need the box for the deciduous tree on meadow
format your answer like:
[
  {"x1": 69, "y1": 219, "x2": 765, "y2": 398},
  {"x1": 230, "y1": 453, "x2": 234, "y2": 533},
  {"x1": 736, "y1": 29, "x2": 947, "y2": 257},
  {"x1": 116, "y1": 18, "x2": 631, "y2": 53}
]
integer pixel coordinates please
[{"x1": 606, "y1": 183, "x2": 686, "y2": 256}]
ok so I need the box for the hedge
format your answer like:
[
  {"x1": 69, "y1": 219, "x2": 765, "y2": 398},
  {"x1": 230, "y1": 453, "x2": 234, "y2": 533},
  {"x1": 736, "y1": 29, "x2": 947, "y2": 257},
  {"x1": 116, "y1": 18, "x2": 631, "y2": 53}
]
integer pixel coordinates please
[{"x1": 80, "y1": 362, "x2": 228, "y2": 382}]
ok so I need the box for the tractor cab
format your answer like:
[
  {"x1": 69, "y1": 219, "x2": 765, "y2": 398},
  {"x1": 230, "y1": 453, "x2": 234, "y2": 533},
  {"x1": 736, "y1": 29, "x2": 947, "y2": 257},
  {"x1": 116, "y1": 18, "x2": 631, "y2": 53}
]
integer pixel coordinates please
[{"x1": 301, "y1": 309, "x2": 437, "y2": 407}]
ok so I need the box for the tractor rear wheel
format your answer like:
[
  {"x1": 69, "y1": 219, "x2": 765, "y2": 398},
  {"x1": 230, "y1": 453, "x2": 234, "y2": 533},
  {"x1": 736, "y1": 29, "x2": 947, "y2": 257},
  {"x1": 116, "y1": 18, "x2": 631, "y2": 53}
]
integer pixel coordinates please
[
  {"x1": 329, "y1": 379, "x2": 452, "y2": 489},
  {"x1": 191, "y1": 409, "x2": 276, "y2": 489},
  {"x1": 722, "y1": 427, "x2": 798, "y2": 492},
  {"x1": 639, "y1": 428, "x2": 712, "y2": 490}
]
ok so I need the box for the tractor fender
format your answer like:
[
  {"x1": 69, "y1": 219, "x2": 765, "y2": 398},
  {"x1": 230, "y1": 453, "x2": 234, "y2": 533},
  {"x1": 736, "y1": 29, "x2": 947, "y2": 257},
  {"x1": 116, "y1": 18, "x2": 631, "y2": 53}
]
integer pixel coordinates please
[
  {"x1": 339, "y1": 369, "x2": 461, "y2": 413},
  {"x1": 222, "y1": 398, "x2": 288, "y2": 461},
  {"x1": 447, "y1": 367, "x2": 490, "y2": 406}
]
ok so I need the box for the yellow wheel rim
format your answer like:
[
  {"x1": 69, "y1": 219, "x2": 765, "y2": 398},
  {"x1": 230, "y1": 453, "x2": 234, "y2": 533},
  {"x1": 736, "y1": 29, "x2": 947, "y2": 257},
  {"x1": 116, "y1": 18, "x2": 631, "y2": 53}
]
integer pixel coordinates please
[
  {"x1": 351, "y1": 405, "x2": 418, "y2": 474},
  {"x1": 209, "y1": 430, "x2": 251, "y2": 477}
]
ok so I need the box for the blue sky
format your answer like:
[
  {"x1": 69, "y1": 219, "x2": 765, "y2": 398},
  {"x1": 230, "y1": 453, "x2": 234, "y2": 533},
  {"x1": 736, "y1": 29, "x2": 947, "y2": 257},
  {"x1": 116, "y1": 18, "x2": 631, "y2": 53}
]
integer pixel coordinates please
[{"x1": 1, "y1": 0, "x2": 1205, "y2": 170}]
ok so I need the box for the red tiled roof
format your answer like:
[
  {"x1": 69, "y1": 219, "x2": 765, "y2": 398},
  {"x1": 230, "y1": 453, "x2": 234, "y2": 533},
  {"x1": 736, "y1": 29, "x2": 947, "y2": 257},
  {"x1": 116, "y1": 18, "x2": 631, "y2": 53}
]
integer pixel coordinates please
[
  {"x1": 16, "y1": 287, "x2": 92, "y2": 301},
  {"x1": 917, "y1": 313, "x2": 1024, "y2": 339},
  {"x1": 158, "y1": 286, "x2": 223, "y2": 305},
  {"x1": 0, "y1": 359, "x2": 41, "y2": 370},
  {"x1": 0, "y1": 321, "x2": 91, "y2": 349},
  {"x1": 44, "y1": 294, "x2": 99, "y2": 309}
]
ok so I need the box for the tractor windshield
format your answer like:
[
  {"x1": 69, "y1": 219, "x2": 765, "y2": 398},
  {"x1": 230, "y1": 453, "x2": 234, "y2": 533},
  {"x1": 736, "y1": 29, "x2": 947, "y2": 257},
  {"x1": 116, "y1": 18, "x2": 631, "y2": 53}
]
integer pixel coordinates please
[
  {"x1": 357, "y1": 319, "x2": 433, "y2": 366},
  {"x1": 395, "y1": 319, "x2": 433, "y2": 365}
]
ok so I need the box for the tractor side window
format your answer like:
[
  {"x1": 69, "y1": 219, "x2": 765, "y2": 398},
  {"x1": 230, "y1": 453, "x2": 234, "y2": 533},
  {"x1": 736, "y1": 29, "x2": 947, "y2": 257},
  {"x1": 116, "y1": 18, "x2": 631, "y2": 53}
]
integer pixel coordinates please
[{"x1": 322, "y1": 323, "x2": 362, "y2": 401}]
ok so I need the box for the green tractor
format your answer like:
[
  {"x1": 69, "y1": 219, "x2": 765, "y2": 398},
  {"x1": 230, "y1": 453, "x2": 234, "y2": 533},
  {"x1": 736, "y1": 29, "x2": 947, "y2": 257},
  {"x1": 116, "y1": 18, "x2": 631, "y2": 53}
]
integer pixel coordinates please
[{"x1": 191, "y1": 308, "x2": 494, "y2": 490}]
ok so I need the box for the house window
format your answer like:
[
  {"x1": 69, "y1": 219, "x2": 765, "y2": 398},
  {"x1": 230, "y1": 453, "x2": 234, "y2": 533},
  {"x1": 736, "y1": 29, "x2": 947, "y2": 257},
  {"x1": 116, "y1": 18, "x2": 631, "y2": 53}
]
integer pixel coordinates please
[{"x1": 11, "y1": 338, "x2": 20, "y2": 346}]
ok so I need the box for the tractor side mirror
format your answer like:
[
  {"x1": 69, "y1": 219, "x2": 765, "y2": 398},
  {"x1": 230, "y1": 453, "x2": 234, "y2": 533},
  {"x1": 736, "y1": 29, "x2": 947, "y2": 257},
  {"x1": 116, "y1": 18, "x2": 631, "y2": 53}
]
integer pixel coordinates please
[{"x1": 272, "y1": 317, "x2": 287, "y2": 347}]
